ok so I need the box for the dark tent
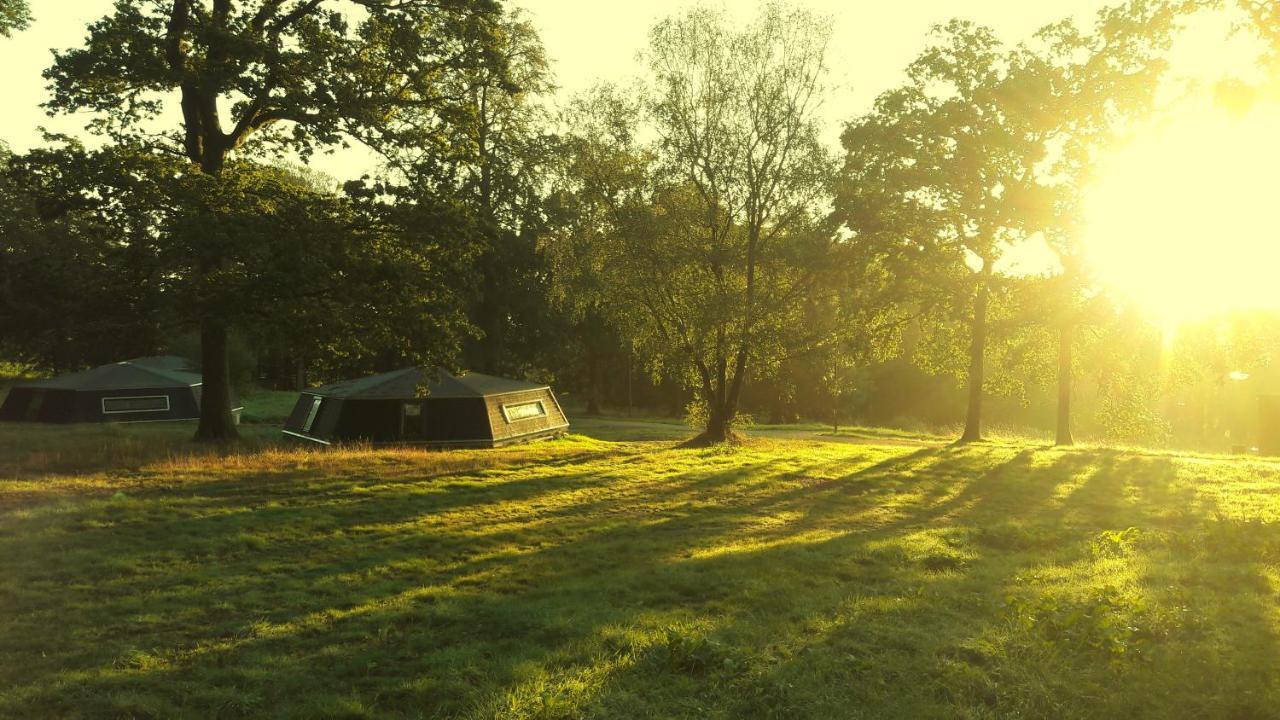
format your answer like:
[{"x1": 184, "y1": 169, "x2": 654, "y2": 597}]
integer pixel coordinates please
[
  {"x1": 0, "y1": 356, "x2": 241, "y2": 424},
  {"x1": 282, "y1": 367, "x2": 569, "y2": 447}
]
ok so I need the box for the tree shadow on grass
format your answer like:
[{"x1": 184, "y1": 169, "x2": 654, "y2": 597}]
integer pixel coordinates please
[{"x1": 3, "y1": 444, "x2": 1280, "y2": 718}]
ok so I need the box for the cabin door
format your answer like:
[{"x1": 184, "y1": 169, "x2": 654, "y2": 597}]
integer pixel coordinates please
[{"x1": 401, "y1": 402, "x2": 426, "y2": 440}]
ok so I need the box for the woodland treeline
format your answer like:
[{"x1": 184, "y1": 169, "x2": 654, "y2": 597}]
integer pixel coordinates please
[{"x1": 0, "y1": 0, "x2": 1276, "y2": 448}]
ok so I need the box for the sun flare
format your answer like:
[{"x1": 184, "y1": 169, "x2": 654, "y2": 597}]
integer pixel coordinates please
[
  {"x1": 1083, "y1": 98, "x2": 1280, "y2": 326},
  {"x1": 1082, "y1": 6, "x2": 1280, "y2": 328}
]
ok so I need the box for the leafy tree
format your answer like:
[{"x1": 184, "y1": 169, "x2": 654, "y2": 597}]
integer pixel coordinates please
[
  {"x1": 552, "y1": 4, "x2": 846, "y2": 443},
  {"x1": 839, "y1": 4, "x2": 1178, "y2": 444},
  {"x1": 2, "y1": 141, "x2": 474, "y2": 390},
  {"x1": 44, "y1": 0, "x2": 502, "y2": 441},
  {"x1": 1082, "y1": 306, "x2": 1169, "y2": 444},
  {"x1": 1241, "y1": 0, "x2": 1280, "y2": 49},
  {"x1": 373, "y1": 7, "x2": 558, "y2": 377},
  {"x1": 839, "y1": 21, "x2": 1044, "y2": 443},
  {"x1": 1005, "y1": 2, "x2": 1180, "y2": 445},
  {"x1": 0, "y1": 0, "x2": 29, "y2": 37},
  {"x1": 0, "y1": 141, "x2": 167, "y2": 368}
]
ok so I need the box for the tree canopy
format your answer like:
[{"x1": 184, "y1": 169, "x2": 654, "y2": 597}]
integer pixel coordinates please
[
  {"x1": 3, "y1": 0, "x2": 1274, "y2": 452},
  {"x1": 549, "y1": 3, "x2": 885, "y2": 443},
  {"x1": 43, "y1": 0, "x2": 506, "y2": 441},
  {"x1": 0, "y1": 0, "x2": 29, "y2": 37}
]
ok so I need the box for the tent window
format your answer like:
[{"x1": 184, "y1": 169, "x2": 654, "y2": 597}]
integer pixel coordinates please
[
  {"x1": 302, "y1": 396, "x2": 323, "y2": 432},
  {"x1": 25, "y1": 391, "x2": 45, "y2": 420},
  {"x1": 502, "y1": 400, "x2": 546, "y2": 423},
  {"x1": 102, "y1": 395, "x2": 170, "y2": 414}
]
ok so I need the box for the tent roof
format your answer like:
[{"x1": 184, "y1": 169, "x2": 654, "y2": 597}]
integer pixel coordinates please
[
  {"x1": 307, "y1": 367, "x2": 549, "y2": 399},
  {"x1": 127, "y1": 355, "x2": 195, "y2": 372},
  {"x1": 19, "y1": 357, "x2": 201, "y2": 391}
]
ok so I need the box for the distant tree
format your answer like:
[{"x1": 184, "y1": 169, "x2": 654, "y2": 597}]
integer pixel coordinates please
[
  {"x1": 0, "y1": 0, "x2": 29, "y2": 37},
  {"x1": 391, "y1": 8, "x2": 558, "y2": 376},
  {"x1": 552, "y1": 4, "x2": 858, "y2": 443},
  {"x1": 2, "y1": 141, "x2": 474, "y2": 386},
  {"x1": 0, "y1": 141, "x2": 167, "y2": 368},
  {"x1": 1084, "y1": 306, "x2": 1169, "y2": 445},
  {"x1": 839, "y1": 21, "x2": 1044, "y2": 444},
  {"x1": 1006, "y1": 2, "x2": 1180, "y2": 445},
  {"x1": 839, "y1": 3, "x2": 1179, "y2": 445},
  {"x1": 44, "y1": 0, "x2": 502, "y2": 441}
]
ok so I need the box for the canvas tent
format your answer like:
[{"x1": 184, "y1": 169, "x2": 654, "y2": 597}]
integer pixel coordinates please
[
  {"x1": 0, "y1": 356, "x2": 240, "y2": 424},
  {"x1": 282, "y1": 367, "x2": 568, "y2": 447}
]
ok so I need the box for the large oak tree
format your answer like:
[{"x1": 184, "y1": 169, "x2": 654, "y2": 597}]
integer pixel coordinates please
[
  {"x1": 838, "y1": 2, "x2": 1178, "y2": 444},
  {"x1": 44, "y1": 0, "x2": 502, "y2": 441},
  {"x1": 839, "y1": 21, "x2": 1039, "y2": 444}
]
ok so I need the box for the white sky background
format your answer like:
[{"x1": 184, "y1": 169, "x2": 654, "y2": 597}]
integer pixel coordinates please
[{"x1": 0, "y1": 0, "x2": 1116, "y2": 180}]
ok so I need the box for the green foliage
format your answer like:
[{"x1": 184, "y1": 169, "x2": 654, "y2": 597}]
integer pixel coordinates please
[
  {"x1": 0, "y1": 0, "x2": 28, "y2": 37},
  {"x1": 550, "y1": 4, "x2": 882, "y2": 440},
  {"x1": 0, "y1": 141, "x2": 476, "y2": 379},
  {"x1": 384, "y1": 7, "x2": 561, "y2": 377},
  {"x1": 1090, "y1": 527, "x2": 1144, "y2": 558},
  {"x1": 0, "y1": 142, "x2": 169, "y2": 370},
  {"x1": 43, "y1": 0, "x2": 501, "y2": 165},
  {"x1": 684, "y1": 398, "x2": 753, "y2": 436},
  {"x1": 1005, "y1": 585, "x2": 1169, "y2": 663},
  {"x1": 836, "y1": 3, "x2": 1180, "y2": 441},
  {"x1": 40, "y1": 0, "x2": 508, "y2": 440}
]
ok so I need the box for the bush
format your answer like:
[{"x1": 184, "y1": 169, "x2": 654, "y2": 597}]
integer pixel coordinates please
[{"x1": 684, "y1": 399, "x2": 753, "y2": 435}]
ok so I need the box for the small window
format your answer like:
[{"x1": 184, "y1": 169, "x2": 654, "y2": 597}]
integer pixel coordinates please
[
  {"x1": 302, "y1": 396, "x2": 323, "y2": 432},
  {"x1": 502, "y1": 400, "x2": 546, "y2": 423},
  {"x1": 102, "y1": 395, "x2": 170, "y2": 414},
  {"x1": 403, "y1": 403, "x2": 422, "y2": 417}
]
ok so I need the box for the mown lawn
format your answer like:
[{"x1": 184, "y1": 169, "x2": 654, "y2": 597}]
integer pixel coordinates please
[{"x1": 2, "y1": 426, "x2": 1280, "y2": 718}]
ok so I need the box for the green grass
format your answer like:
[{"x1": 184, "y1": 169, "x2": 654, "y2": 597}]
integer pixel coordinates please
[
  {"x1": 240, "y1": 388, "x2": 301, "y2": 424},
  {"x1": 564, "y1": 411, "x2": 949, "y2": 445},
  {"x1": 3, "y1": 423, "x2": 1280, "y2": 718}
]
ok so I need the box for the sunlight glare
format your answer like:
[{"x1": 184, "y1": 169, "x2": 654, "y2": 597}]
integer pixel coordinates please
[
  {"x1": 1083, "y1": 98, "x2": 1280, "y2": 325},
  {"x1": 1082, "y1": 7, "x2": 1279, "y2": 327}
]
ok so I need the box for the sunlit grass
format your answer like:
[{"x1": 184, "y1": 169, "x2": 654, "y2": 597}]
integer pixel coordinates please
[{"x1": 2, "y1": 423, "x2": 1280, "y2": 718}]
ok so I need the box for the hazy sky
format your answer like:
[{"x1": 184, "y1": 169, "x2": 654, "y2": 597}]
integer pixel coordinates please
[{"x1": 0, "y1": 1, "x2": 1116, "y2": 179}]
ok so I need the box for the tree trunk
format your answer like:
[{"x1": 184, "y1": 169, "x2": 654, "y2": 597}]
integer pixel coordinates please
[
  {"x1": 194, "y1": 316, "x2": 239, "y2": 442},
  {"x1": 958, "y1": 273, "x2": 988, "y2": 444},
  {"x1": 1056, "y1": 322, "x2": 1074, "y2": 446},
  {"x1": 294, "y1": 358, "x2": 307, "y2": 392},
  {"x1": 699, "y1": 404, "x2": 733, "y2": 444},
  {"x1": 585, "y1": 351, "x2": 601, "y2": 416},
  {"x1": 626, "y1": 343, "x2": 634, "y2": 417},
  {"x1": 192, "y1": 149, "x2": 238, "y2": 443}
]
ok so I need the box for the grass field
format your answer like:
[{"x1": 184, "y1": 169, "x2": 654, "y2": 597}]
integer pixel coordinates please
[{"x1": 3, "y1": 420, "x2": 1280, "y2": 718}]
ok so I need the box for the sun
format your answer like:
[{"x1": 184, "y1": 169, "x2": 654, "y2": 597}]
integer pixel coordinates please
[
  {"x1": 1080, "y1": 98, "x2": 1280, "y2": 325},
  {"x1": 1082, "y1": 10, "x2": 1280, "y2": 328},
  {"x1": 1083, "y1": 97, "x2": 1280, "y2": 327}
]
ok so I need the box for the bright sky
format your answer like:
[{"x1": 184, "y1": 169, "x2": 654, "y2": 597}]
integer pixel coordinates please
[{"x1": 0, "y1": 0, "x2": 1115, "y2": 179}]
